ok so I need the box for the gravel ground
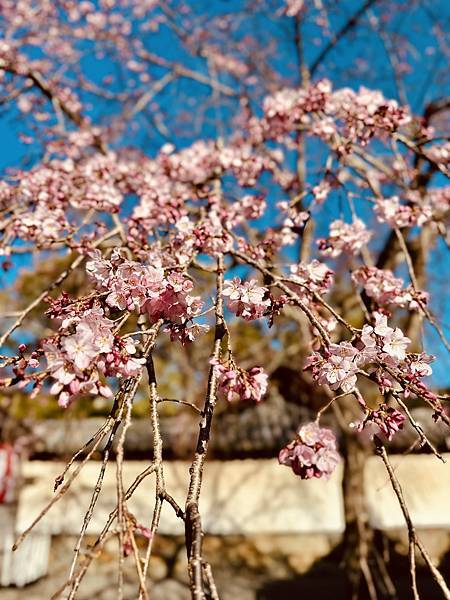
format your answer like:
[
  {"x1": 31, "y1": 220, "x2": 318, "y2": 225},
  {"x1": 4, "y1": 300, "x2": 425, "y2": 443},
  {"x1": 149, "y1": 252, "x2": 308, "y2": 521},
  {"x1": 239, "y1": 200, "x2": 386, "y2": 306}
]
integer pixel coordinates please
[{"x1": 1, "y1": 533, "x2": 450, "y2": 599}]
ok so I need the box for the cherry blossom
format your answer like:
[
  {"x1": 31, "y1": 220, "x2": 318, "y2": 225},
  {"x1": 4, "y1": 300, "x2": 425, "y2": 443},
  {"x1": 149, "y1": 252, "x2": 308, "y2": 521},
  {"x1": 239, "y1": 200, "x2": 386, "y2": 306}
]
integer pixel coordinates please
[
  {"x1": 328, "y1": 86, "x2": 411, "y2": 145},
  {"x1": 276, "y1": 201, "x2": 309, "y2": 247},
  {"x1": 352, "y1": 266, "x2": 428, "y2": 311},
  {"x1": 0, "y1": 3, "x2": 448, "y2": 595},
  {"x1": 219, "y1": 144, "x2": 269, "y2": 187},
  {"x1": 289, "y1": 260, "x2": 334, "y2": 295},
  {"x1": 427, "y1": 187, "x2": 450, "y2": 219},
  {"x1": 205, "y1": 46, "x2": 249, "y2": 78},
  {"x1": 311, "y1": 180, "x2": 332, "y2": 204},
  {"x1": 381, "y1": 327, "x2": 411, "y2": 362},
  {"x1": 258, "y1": 80, "x2": 331, "y2": 141},
  {"x1": 225, "y1": 194, "x2": 267, "y2": 227},
  {"x1": 424, "y1": 142, "x2": 450, "y2": 169},
  {"x1": 222, "y1": 277, "x2": 270, "y2": 321},
  {"x1": 278, "y1": 422, "x2": 340, "y2": 480},
  {"x1": 318, "y1": 219, "x2": 372, "y2": 258},
  {"x1": 211, "y1": 359, "x2": 268, "y2": 403},
  {"x1": 305, "y1": 312, "x2": 428, "y2": 397},
  {"x1": 307, "y1": 343, "x2": 359, "y2": 393},
  {"x1": 86, "y1": 250, "x2": 206, "y2": 341},
  {"x1": 42, "y1": 307, "x2": 144, "y2": 406},
  {"x1": 192, "y1": 211, "x2": 233, "y2": 257},
  {"x1": 374, "y1": 196, "x2": 432, "y2": 228},
  {"x1": 358, "y1": 405, "x2": 406, "y2": 441},
  {"x1": 405, "y1": 353, "x2": 434, "y2": 379},
  {"x1": 160, "y1": 141, "x2": 220, "y2": 185},
  {"x1": 14, "y1": 204, "x2": 68, "y2": 243}
]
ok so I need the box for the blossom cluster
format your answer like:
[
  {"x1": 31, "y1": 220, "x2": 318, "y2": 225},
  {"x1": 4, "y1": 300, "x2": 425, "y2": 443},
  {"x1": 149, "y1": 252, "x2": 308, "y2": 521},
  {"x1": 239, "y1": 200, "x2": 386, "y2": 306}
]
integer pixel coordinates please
[
  {"x1": 256, "y1": 80, "x2": 330, "y2": 141},
  {"x1": 289, "y1": 260, "x2": 334, "y2": 295},
  {"x1": 128, "y1": 158, "x2": 189, "y2": 238},
  {"x1": 352, "y1": 266, "x2": 428, "y2": 311},
  {"x1": 306, "y1": 342, "x2": 359, "y2": 393},
  {"x1": 86, "y1": 249, "x2": 206, "y2": 343},
  {"x1": 14, "y1": 204, "x2": 68, "y2": 242},
  {"x1": 211, "y1": 359, "x2": 268, "y2": 403},
  {"x1": 362, "y1": 405, "x2": 406, "y2": 440},
  {"x1": 0, "y1": 132, "x2": 302, "y2": 258},
  {"x1": 329, "y1": 86, "x2": 410, "y2": 145},
  {"x1": 250, "y1": 80, "x2": 410, "y2": 147},
  {"x1": 159, "y1": 140, "x2": 273, "y2": 189},
  {"x1": 4, "y1": 152, "x2": 131, "y2": 246},
  {"x1": 160, "y1": 140, "x2": 221, "y2": 185},
  {"x1": 225, "y1": 194, "x2": 267, "y2": 228},
  {"x1": 285, "y1": 260, "x2": 337, "y2": 338},
  {"x1": 306, "y1": 314, "x2": 415, "y2": 396},
  {"x1": 374, "y1": 196, "x2": 432, "y2": 228},
  {"x1": 223, "y1": 277, "x2": 270, "y2": 320},
  {"x1": 278, "y1": 422, "x2": 340, "y2": 480},
  {"x1": 318, "y1": 219, "x2": 372, "y2": 258},
  {"x1": 311, "y1": 180, "x2": 332, "y2": 204},
  {"x1": 43, "y1": 307, "x2": 143, "y2": 407},
  {"x1": 192, "y1": 210, "x2": 233, "y2": 257},
  {"x1": 219, "y1": 143, "x2": 271, "y2": 187}
]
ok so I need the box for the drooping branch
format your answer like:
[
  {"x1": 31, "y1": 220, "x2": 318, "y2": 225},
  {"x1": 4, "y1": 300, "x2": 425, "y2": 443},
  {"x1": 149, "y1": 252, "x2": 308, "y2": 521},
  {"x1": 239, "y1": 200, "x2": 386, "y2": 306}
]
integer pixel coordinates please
[
  {"x1": 185, "y1": 254, "x2": 225, "y2": 599},
  {"x1": 375, "y1": 438, "x2": 450, "y2": 600}
]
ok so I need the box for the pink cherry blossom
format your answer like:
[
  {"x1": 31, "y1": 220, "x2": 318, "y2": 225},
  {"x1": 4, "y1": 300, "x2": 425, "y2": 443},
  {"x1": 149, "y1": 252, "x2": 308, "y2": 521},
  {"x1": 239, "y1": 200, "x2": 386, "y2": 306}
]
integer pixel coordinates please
[
  {"x1": 212, "y1": 359, "x2": 268, "y2": 403},
  {"x1": 352, "y1": 266, "x2": 428, "y2": 311},
  {"x1": 205, "y1": 46, "x2": 249, "y2": 78},
  {"x1": 41, "y1": 307, "x2": 147, "y2": 406},
  {"x1": 307, "y1": 343, "x2": 358, "y2": 393},
  {"x1": 279, "y1": 423, "x2": 339, "y2": 480},
  {"x1": 298, "y1": 422, "x2": 322, "y2": 445},
  {"x1": 289, "y1": 260, "x2": 334, "y2": 295},
  {"x1": 358, "y1": 405, "x2": 406, "y2": 440},
  {"x1": 0, "y1": 6, "x2": 446, "y2": 572},
  {"x1": 318, "y1": 219, "x2": 372, "y2": 258},
  {"x1": 406, "y1": 353, "x2": 434, "y2": 378},
  {"x1": 424, "y1": 142, "x2": 450, "y2": 169},
  {"x1": 374, "y1": 196, "x2": 432, "y2": 228},
  {"x1": 284, "y1": 0, "x2": 304, "y2": 17},
  {"x1": 62, "y1": 335, "x2": 98, "y2": 370},
  {"x1": 223, "y1": 277, "x2": 270, "y2": 321},
  {"x1": 382, "y1": 328, "x2": 411, "y2": 361},
  {"x1": 312, "y1": 180, "x2": 332, "y2": 204},
  {"x1": 86, "y1": 251, "x2": 206, "y2": 341}
]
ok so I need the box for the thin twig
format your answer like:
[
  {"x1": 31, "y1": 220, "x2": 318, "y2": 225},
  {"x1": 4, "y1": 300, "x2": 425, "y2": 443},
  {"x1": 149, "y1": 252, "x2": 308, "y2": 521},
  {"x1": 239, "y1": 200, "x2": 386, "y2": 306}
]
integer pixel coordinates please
[
  {"x1": 13, "y1": 422, "x2": 112, "y2": 551},
  {"x1": 0, "y1": 226, "x2": 120, "y2": 349},
  {"x1": 393, "y1": 393, "x2": 444, "y2": 462},
  {"x1": 375, "y1": 438, "x2": 450, "y2": 600},
  {"x1": 50, "y1": 464, "x2": 157, "y2": 599}
]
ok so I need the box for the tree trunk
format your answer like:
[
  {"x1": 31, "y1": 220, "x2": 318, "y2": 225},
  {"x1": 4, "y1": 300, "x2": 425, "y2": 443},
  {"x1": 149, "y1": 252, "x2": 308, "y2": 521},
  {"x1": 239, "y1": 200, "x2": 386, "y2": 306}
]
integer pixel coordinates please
[{"x1": 342, "y1": 429, "x2": 375, "y2": 599}]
